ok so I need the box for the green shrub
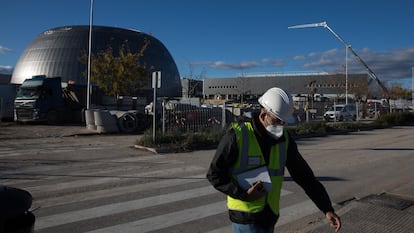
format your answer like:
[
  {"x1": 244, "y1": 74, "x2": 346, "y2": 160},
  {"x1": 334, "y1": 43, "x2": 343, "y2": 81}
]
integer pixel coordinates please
[
  {"x1": 373, "y1": 112, "x2": 414, "y2": 127},
  {"x1": 288, "y1": 121, "x2": 329, "y2": 136},
  {"x1": 137, "y1": 127, "x2": 225, "y2": 151},
  {"x1": 331, "y1": 122, "x2": 364, "y2": 131}
]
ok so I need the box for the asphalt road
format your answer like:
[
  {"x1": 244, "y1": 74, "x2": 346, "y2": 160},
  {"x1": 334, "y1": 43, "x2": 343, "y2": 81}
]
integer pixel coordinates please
[{"x1": 1, "y1": 123, "x2": 413, "y2": 232}]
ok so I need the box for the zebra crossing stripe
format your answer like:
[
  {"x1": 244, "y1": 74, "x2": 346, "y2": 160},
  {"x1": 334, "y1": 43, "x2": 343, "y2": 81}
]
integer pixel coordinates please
[
  {"x1": 2, "y1": 155, "x2": 188, "y2": 186},
  {"x1": 35, "y1": 174, "x2": 207, "y2": 208},
  {"x1": 35, "y1": 186, "x2": 293, "y2": 231},
  {"x1": 0, "y1": 151, "x2": 24, "y2": 157},
  {"x1": 84, "y1": 201, "x2": 228, "y2": 233},
  {"x1": 35, "y1": 185, "x2": 217, "y2": 230},
  {"x1": 82, "y1": 189, "x2": 308, "y2": 233},
  {"x1": 26, "y1": 165, "x2": 204, "y2": 194}
]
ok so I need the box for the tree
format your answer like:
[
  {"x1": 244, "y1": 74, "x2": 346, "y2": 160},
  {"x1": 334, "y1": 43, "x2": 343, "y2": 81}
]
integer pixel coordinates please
[
  {"x1": 184, "y1": 63, "x2": 206, "y2": 98},
  {"x1": 388, "y1": 83, "x2": 411, "y2": 99},
  {"x1": 81, "y1": 39, "x2": 151, "y2": 98},
  {"x1": 350, "y1": 77, "x2": 369, "y2": 101}
]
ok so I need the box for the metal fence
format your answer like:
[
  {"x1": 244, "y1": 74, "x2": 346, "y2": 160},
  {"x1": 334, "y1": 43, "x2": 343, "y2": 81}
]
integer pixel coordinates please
[
  {"x1": 155, "y1": 99, "x2": 413, "y2": 134},
  {"x1": 159, "y1": 103, "x2": 236, "y2": 133}
]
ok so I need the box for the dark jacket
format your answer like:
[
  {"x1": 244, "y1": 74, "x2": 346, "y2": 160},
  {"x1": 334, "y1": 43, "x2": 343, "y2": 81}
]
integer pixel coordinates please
[{"x1": 206, "y1": 111, "x2": 334, "y2": 226}]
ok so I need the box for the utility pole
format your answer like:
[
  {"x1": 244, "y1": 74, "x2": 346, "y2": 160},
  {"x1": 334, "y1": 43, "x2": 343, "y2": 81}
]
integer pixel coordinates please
[{"x1": 87, "y1": 0, "x2": 94, "y2": 110}]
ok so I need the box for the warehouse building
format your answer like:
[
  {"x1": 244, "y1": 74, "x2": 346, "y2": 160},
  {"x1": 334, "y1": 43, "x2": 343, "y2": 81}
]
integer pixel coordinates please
[{"x1": 202, "y1": 72, "x2": 369, "y2": 103}]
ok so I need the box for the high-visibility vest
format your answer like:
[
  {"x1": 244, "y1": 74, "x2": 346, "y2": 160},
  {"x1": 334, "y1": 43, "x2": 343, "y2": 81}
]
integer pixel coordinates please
[{"x1": 227, "y1": 122, "x2": 288, "y2": 214}]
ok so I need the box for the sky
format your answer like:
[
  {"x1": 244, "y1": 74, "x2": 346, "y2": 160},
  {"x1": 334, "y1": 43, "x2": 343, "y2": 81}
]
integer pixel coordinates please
[{"x1": 1, "y1": 0, "x2": 414, "y2": 89}]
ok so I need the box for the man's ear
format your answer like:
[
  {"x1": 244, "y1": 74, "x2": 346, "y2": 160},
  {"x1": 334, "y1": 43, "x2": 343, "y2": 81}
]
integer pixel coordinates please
[{"x1": 259, "y1": 109, "x2": 267, "y2": 123}]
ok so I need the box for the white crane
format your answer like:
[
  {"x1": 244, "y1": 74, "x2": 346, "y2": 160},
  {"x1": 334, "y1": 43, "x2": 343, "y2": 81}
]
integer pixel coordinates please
[{"x1": 288, "y1": 21, "x2": 389, "y2": 98}]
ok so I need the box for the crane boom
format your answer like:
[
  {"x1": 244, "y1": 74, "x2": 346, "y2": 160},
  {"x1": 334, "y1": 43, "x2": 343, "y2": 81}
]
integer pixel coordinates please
[
  {"x1": 346, "y1": 46, "x2": 389, "y2": 97},
  {"x1": 289, "y1": 21, "x2": 389, "y2": 98},
  {"x1": 318, "y1": 22, "x2": 389, "y2": 98},
  {"x1": 321, "y1": 22, "x2": 389, "y2": 97}
]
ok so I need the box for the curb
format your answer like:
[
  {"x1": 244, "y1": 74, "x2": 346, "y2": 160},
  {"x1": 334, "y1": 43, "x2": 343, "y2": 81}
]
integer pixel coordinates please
[{"x1": 133, "y1": 144, "x2": 173, "y2": 154}]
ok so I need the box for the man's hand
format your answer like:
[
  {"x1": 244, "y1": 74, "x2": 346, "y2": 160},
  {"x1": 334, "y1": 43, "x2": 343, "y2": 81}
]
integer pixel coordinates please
[
  {"x1": 325, "y1": 211, "x2": 341, "y2": 232},
  {"x1": 245, "y1": 181, "x2": 267, "y2": 201}
]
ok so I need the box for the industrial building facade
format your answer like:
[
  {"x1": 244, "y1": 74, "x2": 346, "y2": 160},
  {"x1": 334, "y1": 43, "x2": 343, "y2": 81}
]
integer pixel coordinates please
[{"x1": 201, "y1": 72, "x2": 369, "y2": 103}]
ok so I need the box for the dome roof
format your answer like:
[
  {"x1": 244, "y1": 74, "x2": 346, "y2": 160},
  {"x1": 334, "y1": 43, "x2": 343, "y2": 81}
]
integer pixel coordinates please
[{"x1": 11, "y1": 25, "x2": 181, "y2": 97}]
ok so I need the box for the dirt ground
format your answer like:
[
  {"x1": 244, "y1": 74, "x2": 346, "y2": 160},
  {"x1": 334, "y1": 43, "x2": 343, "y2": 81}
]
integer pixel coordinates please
[{"x1": 0, "y1": 121, "x2": 97, "y2": 140}]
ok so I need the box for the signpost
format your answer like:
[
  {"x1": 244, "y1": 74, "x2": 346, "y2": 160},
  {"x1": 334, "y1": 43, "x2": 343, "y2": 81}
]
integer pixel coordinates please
[{"x1": 152, "y1": 71, "x2": 161, "y2": 143}]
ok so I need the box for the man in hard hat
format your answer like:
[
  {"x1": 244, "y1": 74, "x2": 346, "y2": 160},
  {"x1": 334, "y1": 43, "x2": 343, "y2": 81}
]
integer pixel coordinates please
[{"x1": 207, "y1": 87, "x2": 341, "y2": 233}]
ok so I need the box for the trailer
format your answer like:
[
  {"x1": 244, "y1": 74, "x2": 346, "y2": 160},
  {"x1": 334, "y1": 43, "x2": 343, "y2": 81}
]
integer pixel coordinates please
[{"x1": 0, "y1": 84, "x2": 17, "y2": 121}]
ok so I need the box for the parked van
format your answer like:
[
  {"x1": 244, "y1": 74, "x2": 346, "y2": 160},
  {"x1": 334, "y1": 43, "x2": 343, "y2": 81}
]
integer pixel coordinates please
[{"x1": 324, "y1": 104, "x2": 357, "y2": 121}]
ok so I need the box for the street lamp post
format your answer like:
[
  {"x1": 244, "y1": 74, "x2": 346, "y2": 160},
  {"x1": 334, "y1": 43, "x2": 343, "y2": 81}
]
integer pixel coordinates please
[
  {"x1": 412, "y1": 66, "x2": 414, "y2": 106},
  {"x1": 345, "y1": 45, "x2": 349, "y2": 105},
  {"x1": 86, "y1": 0, "x2": 94, "y2": 110},
  {"x1": 288, "y1": 21, "x2": 349, "y2": 104}
]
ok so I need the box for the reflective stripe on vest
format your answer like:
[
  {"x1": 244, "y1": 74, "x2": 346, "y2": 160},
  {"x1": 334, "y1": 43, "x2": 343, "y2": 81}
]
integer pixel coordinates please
[{"x1": 227, "y1": 122, "x2": 288, "y2": 214}]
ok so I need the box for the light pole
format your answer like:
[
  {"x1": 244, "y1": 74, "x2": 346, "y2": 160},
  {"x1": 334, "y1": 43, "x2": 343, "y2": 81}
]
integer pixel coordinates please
[
  {"x1": 86, "y1": 0, "x2": 94, "y2": 110},
  {"x1": 288, "y1": 21, "x2": 349, "y2": 104},
  {"x1": 345, "y1": 45, "x2": 348, "y2": 105}
]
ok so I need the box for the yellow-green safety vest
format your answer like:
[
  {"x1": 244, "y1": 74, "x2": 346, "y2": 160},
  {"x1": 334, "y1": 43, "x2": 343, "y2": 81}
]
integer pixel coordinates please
[{"x1": 227, "y1": 122, "x2": 288, "y2": 215}]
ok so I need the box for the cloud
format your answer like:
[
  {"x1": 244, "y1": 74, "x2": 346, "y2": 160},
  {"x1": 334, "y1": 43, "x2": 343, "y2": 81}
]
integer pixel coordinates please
[
  {"x1": 189, "y1": 58, "x2": 284, "y2": 72},
  {"x1": 356, "y1": 47, "x2": 414, "y2": 78},
  {"x1": 303, "y1": 49, "x2": 342, "y2": 69},
  {"x1": 0, "y1": 46, "x2": 12, "y2": 54},
  {"x1": 297, "y1": 46, "x2": 414, "y2": 84},
  {"x1": 293, "y1": 55, "x2": 305, "y2": 60},
  {"x1": 262, "y1": 58, "x2": 285, "y2": 67},
  {"x1": 199, "y1": 60, "x2": 260, "y2": 70},
  {"x1": 0, "y1": 45, "x2": 14, "y2": 74},
  {"x1": 0, "y1": 65, "x2": 13, "y2": 74},
  {"x1": 188, "y1": 46, "x2": 414, "y2": 86}
]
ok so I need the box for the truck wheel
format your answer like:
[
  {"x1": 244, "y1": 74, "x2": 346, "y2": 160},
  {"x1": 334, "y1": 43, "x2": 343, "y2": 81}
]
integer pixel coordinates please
[{"x1": 117, "y1": 112, "x2": 138, "y2": 133}]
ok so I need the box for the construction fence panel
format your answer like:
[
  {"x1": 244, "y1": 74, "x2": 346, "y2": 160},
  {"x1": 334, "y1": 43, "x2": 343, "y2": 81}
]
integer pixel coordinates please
[{"x1": 162, "y1": 103, "x2": 234, "y2": 133}]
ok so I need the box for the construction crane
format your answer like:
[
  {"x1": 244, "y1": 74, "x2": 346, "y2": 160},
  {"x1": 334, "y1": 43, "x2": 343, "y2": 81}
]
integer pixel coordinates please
[{"x1": 288, "y1": 21, "x2": 389, "y2": 98}]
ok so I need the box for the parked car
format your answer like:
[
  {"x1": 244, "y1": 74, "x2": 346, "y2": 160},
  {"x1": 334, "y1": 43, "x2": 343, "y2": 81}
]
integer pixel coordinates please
[{"x1": 324, "y1": 104, "x2": 357, "y2": 121}]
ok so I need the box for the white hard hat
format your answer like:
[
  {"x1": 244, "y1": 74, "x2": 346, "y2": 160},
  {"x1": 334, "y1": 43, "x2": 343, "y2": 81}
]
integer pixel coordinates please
[{"x1": 258, "y1": 87, "x2": 295, "y2": 123}]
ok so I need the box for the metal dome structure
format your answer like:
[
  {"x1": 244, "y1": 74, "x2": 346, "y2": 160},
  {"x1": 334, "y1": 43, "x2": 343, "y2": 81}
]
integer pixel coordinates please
[{"x1": 11, "y1": 25, "x2": 181, "y2": 97}]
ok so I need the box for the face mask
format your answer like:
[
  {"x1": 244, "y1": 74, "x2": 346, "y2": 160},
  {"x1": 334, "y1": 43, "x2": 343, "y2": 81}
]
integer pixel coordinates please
[
  {"x1": 265, "y1": 124, "x2": 284, "y2": 139},
  {"x1": 264, "y1": 114, "x2": 284, "y2": 139}
]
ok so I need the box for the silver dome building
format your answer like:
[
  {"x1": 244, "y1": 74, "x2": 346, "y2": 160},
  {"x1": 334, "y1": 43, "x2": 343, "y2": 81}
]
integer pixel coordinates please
[{"x1": 11, "y1": 25, "x2": 182, "y2": 98}]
